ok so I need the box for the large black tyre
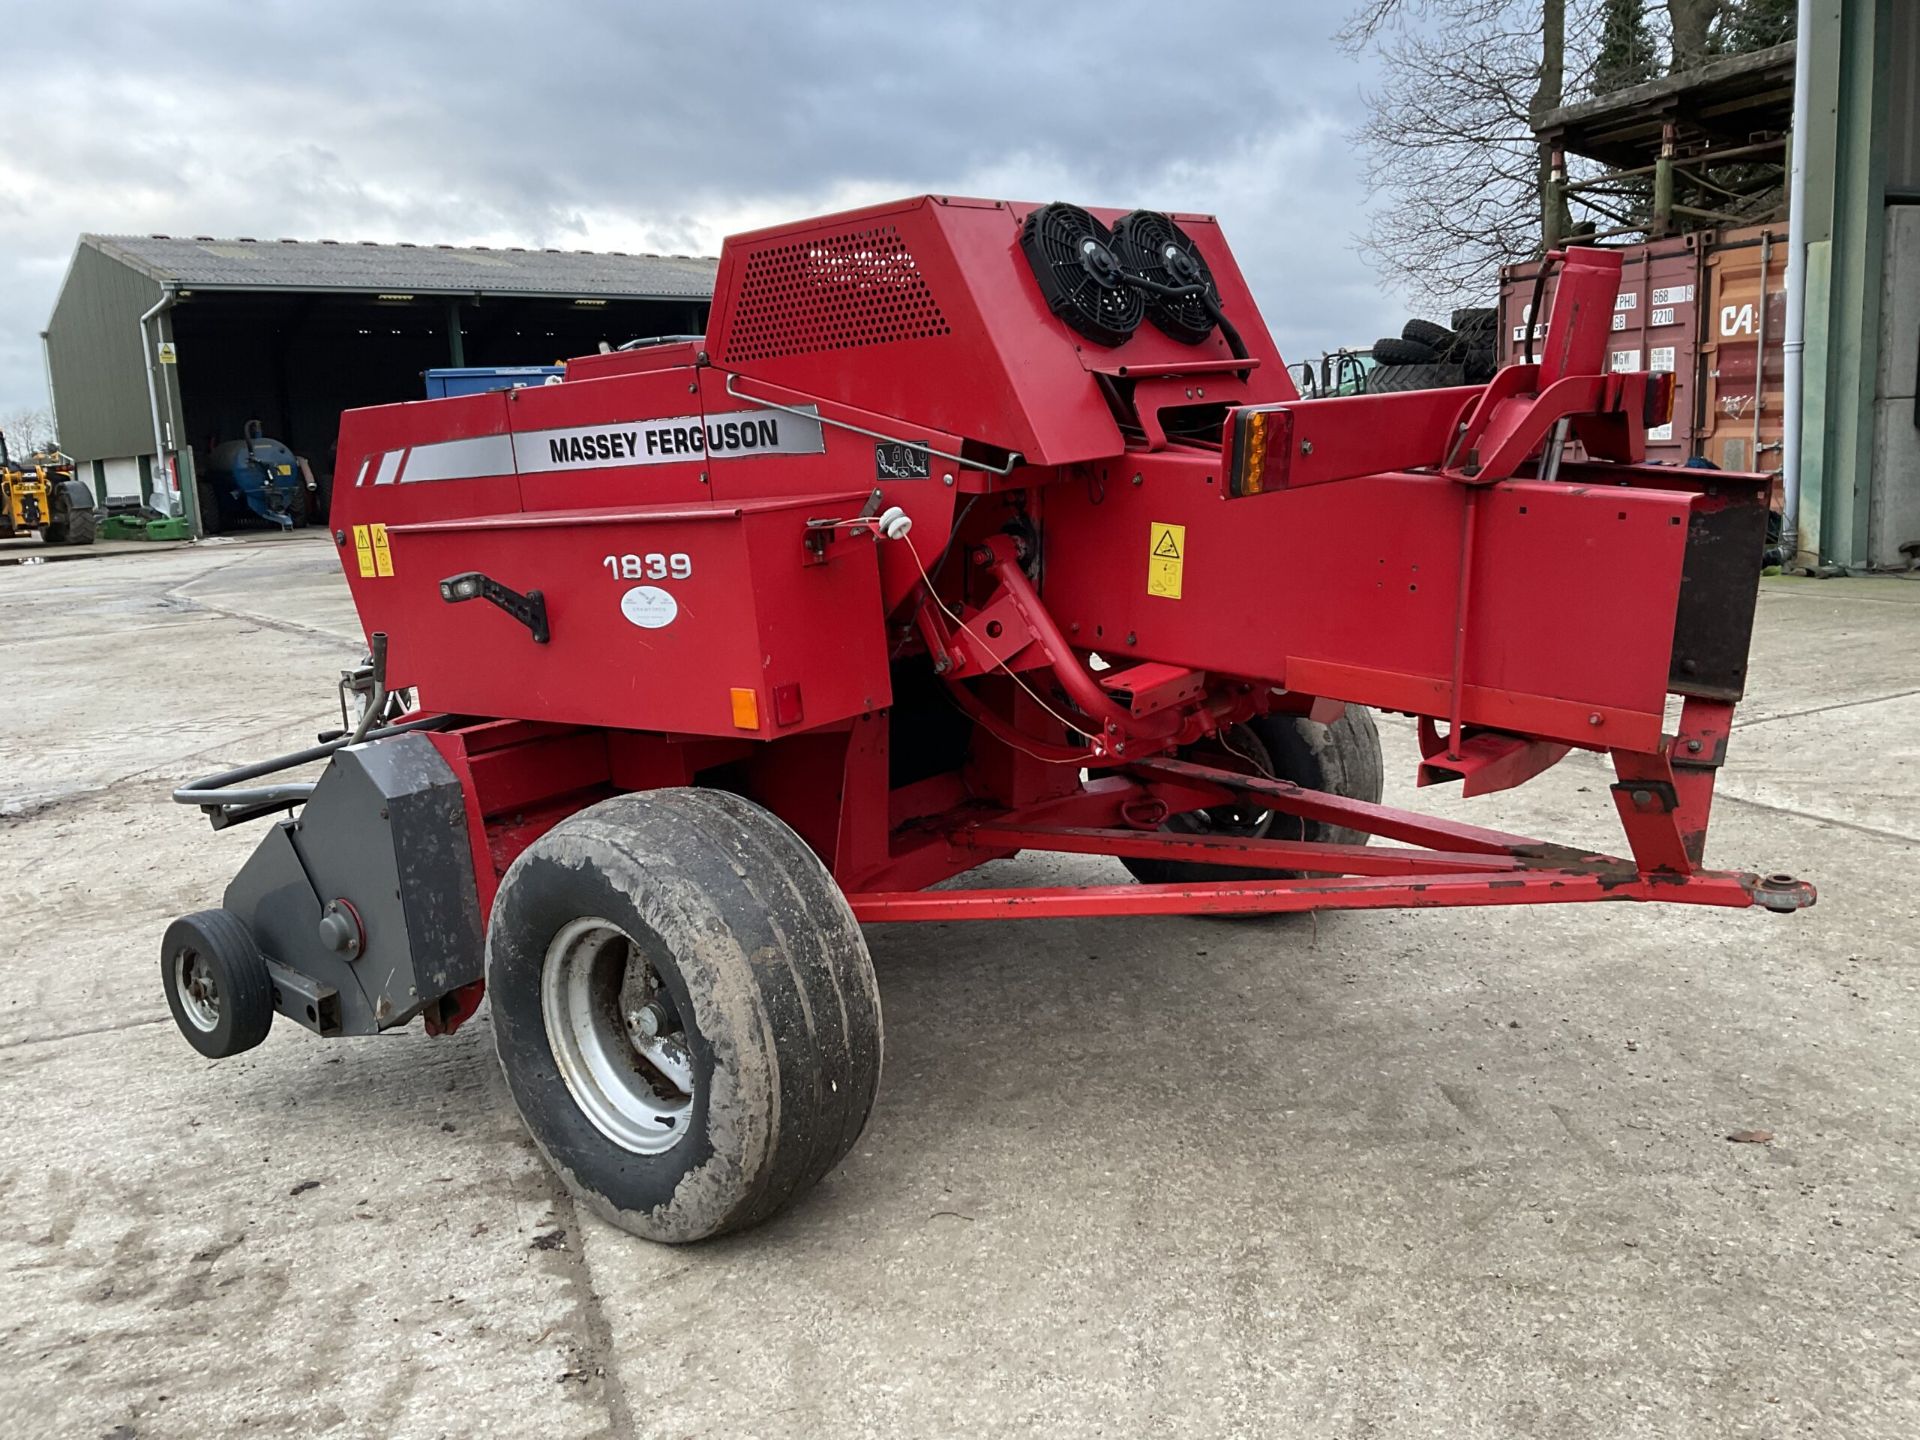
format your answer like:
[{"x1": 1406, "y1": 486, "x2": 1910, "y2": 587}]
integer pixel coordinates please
[
  {"x1": 1372, "y1": 336, "x2": 1435, "y2": 366},
  {"x1": 161, "y1": 909, "x2": 275, "y2": 1058},
  {"x1": 1367, "y1": 362, "x2": 1468, "y2": 393},
  {"x1": 486, "y1": 788, "x2": 883, "y2": 1244},
  {"x1": 44, "y1": 496, "x2": 96, "y2": 546},
  {"x1": 41, "y1": 487, "x2": 96, "y2": 549},
  {"x1": 285, "y1": 481, "x2": 309, "y2": 529},
  {"x1": 196, "y1": 479, "x2": 223, "y2": 535},
  {"x1": 1121, "y1": 707, "x2": 1385, "y2": 886},
  {"x1": 1401, "y1": 318, "x2": 1457, "y2": 353}
]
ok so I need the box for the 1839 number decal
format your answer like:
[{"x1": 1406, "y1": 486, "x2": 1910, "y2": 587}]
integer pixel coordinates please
[{"x1": 602, "y1": 552, "x2": 692, "y2": 580}]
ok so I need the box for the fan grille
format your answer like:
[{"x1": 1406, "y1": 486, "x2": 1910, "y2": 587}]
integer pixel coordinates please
[
  {"x1": 723, "y1": 224, "x2": 951, "y2": 364},
  {"x1": 1019, "y1": 203, "x2": 1145, "y2": 348},
  {"x1": 1110, "y1": 211, "x2": 1218, "y2": 345}
]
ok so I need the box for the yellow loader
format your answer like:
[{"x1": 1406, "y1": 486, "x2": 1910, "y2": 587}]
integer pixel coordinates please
[{"x1": 0, "y1": 431, "x2": 95, "y2": 545}]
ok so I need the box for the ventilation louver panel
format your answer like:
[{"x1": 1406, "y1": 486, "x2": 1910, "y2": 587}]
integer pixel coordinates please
[{"x1": 723, "y1": 224, "x2": 951, "y2": 364}]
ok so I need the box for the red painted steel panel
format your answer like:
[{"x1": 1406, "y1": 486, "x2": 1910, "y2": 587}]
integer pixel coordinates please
[
  {"x1": 703, "y1": 195, "x2": 1294, "y2": 468},
  {"x1": 1037, "y1": 460, "x2": 1691, "y2": 748},
  {"x1": 370, "y1": 495, "x2": 890, "y2": 738}
]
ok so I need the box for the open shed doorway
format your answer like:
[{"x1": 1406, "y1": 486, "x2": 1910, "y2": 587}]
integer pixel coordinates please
[{"x1": 169, "y1": 292, "x2": 706, "y2": 523}]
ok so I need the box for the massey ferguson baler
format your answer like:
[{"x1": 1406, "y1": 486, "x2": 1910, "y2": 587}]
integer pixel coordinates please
[{"x1": 164, "y1": 195, "x2": 1814, "y2": 1243}]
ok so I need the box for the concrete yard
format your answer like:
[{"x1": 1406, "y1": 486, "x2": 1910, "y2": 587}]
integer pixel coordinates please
[{"x1": 1, "y1": 533, "x2": 1915, "y2": 1439}]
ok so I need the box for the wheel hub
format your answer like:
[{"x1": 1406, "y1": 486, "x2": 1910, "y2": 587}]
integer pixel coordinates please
[
  {"x1": 540, "y1": 917, "x2": 694, "y2": 1155},
  {"x1": 174, "y1": 951, "x2": 221, "y2": 1032},
  {"x1": 1178, "y1": 724, "x2": 1281, "y2": 839}
]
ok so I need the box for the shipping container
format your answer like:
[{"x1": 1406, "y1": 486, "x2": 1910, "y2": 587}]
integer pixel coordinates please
[{"x1": 1499, "y1": 225, "x2": 1787, "y2": 478}]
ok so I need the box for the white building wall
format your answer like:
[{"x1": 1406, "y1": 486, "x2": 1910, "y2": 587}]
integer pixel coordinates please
[{"x1": 99, "y1": 455, "x2": 150, "y2": 503}]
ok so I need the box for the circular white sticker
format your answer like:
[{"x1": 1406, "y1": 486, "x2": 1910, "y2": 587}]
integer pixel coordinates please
[{"x1": 620, "y1": 585, "x2": 678, "y2": 629}]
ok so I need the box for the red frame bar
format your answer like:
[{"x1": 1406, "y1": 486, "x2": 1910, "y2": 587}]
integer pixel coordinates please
[
  {"x1": 848, "y1": 751, "x2": 1816, "y2": 923},
  {"x1": 848, "y1": 867, "x2": 1773, "y2": 923},
  {"x1": 956, "y1": 823, "x2": 1529, "y2": 877}
]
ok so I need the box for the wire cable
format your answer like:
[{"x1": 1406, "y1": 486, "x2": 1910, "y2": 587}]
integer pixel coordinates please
[{"x1": 905, "y1": 540, "x2": 1099, "y2": 765}]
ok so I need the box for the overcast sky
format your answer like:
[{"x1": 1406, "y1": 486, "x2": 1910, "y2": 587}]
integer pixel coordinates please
[{"x1": 0, "y1": 1, "x2": 1404, "y2": 424}]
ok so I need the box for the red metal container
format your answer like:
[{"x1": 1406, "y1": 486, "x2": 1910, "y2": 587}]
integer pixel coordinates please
[{"x1": 1499, "y1": 225, "x2": 1787, "y2": 477}]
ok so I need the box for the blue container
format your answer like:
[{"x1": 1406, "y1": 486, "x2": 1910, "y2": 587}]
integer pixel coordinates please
[{"x1": 423, "y1": 366, "x2": 565, "y2": 399}]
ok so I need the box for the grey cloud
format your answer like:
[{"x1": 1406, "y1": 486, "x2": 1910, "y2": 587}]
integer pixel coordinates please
[{"x1": 0, "y1": 2, "x2": 1416, "y2": 418}]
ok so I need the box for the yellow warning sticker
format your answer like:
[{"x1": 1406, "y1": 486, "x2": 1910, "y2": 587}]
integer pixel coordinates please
[
  {"x1": 352, "y1": 524, "x2": 375, "y2": 578},
  {"x1": 277, "y1": 463, "x2": 293, "y2": 476},
  {"x1": 1147, "y1": 521, "x2": 1185, "y2": 599},
  {"x1": 369, "y1": 523, "x2": 394, "y2": 578}
]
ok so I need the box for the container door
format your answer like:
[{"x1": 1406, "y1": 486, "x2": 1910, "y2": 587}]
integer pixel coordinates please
[{"x1": 1701, "y1": 226, "x2": 1789, "y2": 477}]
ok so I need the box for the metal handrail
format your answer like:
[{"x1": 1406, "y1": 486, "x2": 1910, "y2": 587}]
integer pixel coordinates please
[{"x1": 723, "y1": 374, "x2": 1022, "y2": 477}]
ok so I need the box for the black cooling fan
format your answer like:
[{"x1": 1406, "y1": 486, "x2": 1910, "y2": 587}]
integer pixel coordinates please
[
  {"x1": 1109, "y1": 210, "x2": 1219, "y2": 345},
  {"x1": 1019, "y1": 203, "x2": 1145, "y2": 347}
]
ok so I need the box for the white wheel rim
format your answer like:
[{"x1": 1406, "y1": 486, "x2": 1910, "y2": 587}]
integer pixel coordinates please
[
  {"x1": 540, "y1": 917, "x2": 694, "y2": 1155},
  {"x1": 175, "y1": 950, "x2": 221, "y2": 1032}
]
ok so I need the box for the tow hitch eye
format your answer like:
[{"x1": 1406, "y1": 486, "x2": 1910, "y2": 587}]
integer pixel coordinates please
[
  {"x1": 439, "y1": 570, "x2": 550, "y2": 644},
  {"x1": 1753, "y1": 873, "x2": 1816, "y2": 913}
]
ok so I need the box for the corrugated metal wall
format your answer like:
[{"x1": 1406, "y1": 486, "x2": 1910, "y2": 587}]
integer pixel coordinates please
[{"x1": 44, "y1": 244, "x2": 163, "y2": 463}]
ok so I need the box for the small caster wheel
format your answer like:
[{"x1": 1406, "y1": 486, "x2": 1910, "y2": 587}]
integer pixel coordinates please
[{"x1": 161, "y1": 909, "x2": 275, "y2": 1058}]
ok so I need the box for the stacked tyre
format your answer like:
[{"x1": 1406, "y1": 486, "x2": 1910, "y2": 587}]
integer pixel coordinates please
[
  {"x1": 1368, "y1": 311, "x2": 1498, "y2": 393},
  {"x1": 1449, "y1": 308, "x2": 1500, "y2": 382}
]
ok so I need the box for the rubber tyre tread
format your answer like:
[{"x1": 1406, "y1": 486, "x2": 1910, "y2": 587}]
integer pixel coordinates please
[
  {"x1": 1121, "y1": 707, "x2": 1385, "y2": 885},
  {"x1": 197, "y1": 480, "x2": 223, "y2": 535},
  {"x1": 486, "y1": 788, "x2": 881, "y2": 1244},
  {"x1": 1367, "y1": 362, "x2": 1467, "y2": 393},
  {"x1": 61, "y1": 504, "x2": 97, "y2": 545},
  {"x1": 161, "y1": 908, "x2": 275, "y2": 1058},
  {"x1": 1401, "y1": 318, "x2": 1457, "y2": 352},
  {"x1": 695, "y1": 790, "x2": 883, "y2": 1218},
  {"x1": 1372, "y1": 336, "x2": 1436, "y2": 366}
]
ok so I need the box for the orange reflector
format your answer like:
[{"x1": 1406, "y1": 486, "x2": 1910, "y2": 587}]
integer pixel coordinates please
[
  {"x1": 1226, "y1": 404, "x2": 1292, "y2": 497},
  {"x1": 729, "y1": 687, "x2": 761, "y2": 731}
]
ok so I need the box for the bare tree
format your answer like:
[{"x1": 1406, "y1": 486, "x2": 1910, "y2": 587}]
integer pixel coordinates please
[
  {"x1": 0, "y1": 407, "x2": 57, "y2": 456},
  {"x1": 1341, "y1": 0, "x2": 1578, "y2": 308},
  {"x1": 1342, "y1": 0, "x2": 1790, "y2": 309}
]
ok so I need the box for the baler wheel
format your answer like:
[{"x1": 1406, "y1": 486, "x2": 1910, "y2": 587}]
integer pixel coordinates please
[
  {"x1": 485, "y1": 789, "x2": 883, "y2": 1244},
  {"x1": 1121, "y1": 707, "x2": 1385, "y2": 886},
  {"x1": 160, "y1": 909, "x2": 275, "y2": 1059}
]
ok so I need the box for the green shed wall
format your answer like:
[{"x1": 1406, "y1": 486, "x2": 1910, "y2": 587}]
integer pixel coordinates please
[{"x1": 45, "y1": 245, "x2": 164, "y2": 464}]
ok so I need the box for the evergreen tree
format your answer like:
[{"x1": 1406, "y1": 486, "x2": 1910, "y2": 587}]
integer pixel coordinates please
[
  {"x1": 1594, "y1": 0, "x2": 1658, "y2": 93},
  {"x1": 1719, "y1": 0, "x2": 1796, "y2": 51}
]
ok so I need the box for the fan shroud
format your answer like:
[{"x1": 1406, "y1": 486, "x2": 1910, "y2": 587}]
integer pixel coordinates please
[
  {"x1": 1018, "y1": 203, "x2": 1146, "y2": 348},
  {"x1": 1109, "y1": 210, "x2": 1219, "y2": 345}
]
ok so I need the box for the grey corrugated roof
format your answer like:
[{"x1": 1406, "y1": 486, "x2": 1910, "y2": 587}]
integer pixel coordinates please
[{"x1": 81, "y1": 232, "x2": 716, "y2": 299}]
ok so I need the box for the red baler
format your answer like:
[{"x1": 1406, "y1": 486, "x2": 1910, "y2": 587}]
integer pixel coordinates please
[{"x1": 165, "y1": 196, "x2": 1812, "y2": 1242}]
